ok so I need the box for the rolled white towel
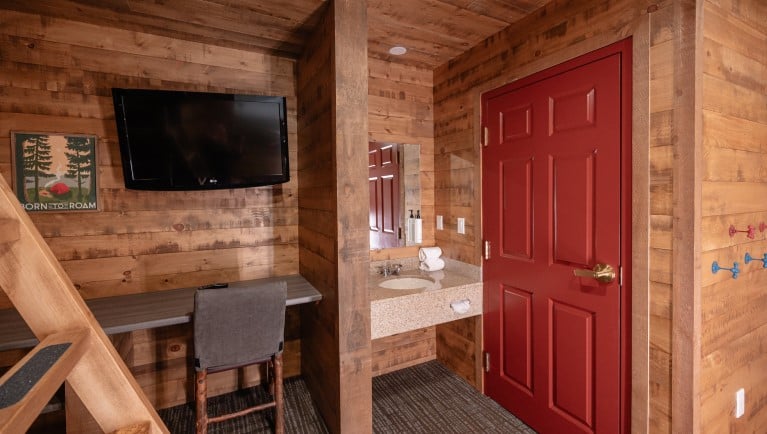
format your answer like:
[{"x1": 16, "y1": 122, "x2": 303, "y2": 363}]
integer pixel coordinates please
[
  {"x1": 419, "y1": 258, "x2": 445, "y2": 271},
  {"x1": 418, "y1": 247, "x2": 443, "y2": 262}
]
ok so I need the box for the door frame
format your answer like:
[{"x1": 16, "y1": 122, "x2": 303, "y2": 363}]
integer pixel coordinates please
[{"x1": 474, "y1": 19, "x2": 651, "y2": 434}]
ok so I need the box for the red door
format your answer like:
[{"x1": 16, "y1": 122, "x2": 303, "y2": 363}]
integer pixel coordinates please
[
  {"x1": 482, "y1": 40, "x2": 631, "y2": 434},
  {"x1": 369, "y1": 141, "x2": 400, "y2": 249}
]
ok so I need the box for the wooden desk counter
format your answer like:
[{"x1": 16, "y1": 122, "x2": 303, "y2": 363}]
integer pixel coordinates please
[{"x1": 0, "y1": 274, "x2": 322, "y2": 352}]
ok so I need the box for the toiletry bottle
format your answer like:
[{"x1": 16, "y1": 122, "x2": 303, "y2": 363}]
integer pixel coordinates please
[
  {"x1": 414, "y1": 210, "x2": 423, "y2": 244},
  {"x1": 408, "y1": 210, "x2": 415, "y2": 244}
]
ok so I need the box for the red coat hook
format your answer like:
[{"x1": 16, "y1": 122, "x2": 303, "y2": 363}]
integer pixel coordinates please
[{"x1": 729, "y1": 222, "x2": 766, "y2": 238}]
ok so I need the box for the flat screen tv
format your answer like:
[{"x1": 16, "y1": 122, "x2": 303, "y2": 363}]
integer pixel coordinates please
[{"x1": 112, "y1": 88, "x2": 289, "y2": 190}]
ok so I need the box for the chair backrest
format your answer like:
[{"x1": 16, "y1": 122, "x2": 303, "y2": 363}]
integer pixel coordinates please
[{"x1": 194, "y1": 281, "x2": 287, "y2": 371}]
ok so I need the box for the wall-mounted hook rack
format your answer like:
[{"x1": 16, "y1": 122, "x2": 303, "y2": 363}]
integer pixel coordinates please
[
  {"x1": 729, "y1": 224, "x2": 756, "y2": 239},
  {"x1": 744, "y1": 252, "x2": 767, "y2": 268},
  {"x1": 712, "y1": 261, "x2": 739, "y2": 279}
]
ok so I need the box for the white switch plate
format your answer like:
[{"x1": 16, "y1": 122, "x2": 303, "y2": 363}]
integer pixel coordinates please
[
  {"x1": 436, "y1": 215, "x2": 444, "y2": 230},
  {"x1": 457, "y1": 217, "x2": 465, "y2": 234},
  {"x1": 736, "y1": 388, "x2": 745, "y2": 418}
]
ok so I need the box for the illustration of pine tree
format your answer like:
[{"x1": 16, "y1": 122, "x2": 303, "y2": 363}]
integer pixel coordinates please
[
  {"x1": 65, "y1": 136, "x2": 95, "y2": 202},
  {"x1": 22, "y1": 134, "x2": 52, "y2": 202}
]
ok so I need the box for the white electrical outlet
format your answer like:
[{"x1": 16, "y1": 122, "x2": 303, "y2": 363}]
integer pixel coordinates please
[
  {"x1": 736, "y1": 388, "x2": 745, "y2": 418},
  {"x1": 457, "y1": 217, "x2": 465, "y2": 234},
  {"x1": 436, "y1": 215, "x2": 444, "y2": 230}
]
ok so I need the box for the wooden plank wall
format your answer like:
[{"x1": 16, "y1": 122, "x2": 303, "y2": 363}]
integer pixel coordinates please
[
  {"x1": 0, "y1": 7, "x2": 299, "y2": 304},
  {"x1": 367, "y1": 53, "x2": 442, "y2": 375},
  {"x1": 0, "y1": 6, "x2": 300, "y2": 408},
  {"x1": 700, "y1": 1, "x2": 767, "y2": 432},
  {"x1": 368, "y1": 58, "x2": 435, "y2": 261},
  {"x1": 433, "y1": 0, "x2": 677, "y2": 431},
  {"x1": 297, "y1": 2, "x2": 372, "y2": 433},
  {"x1": 296, "y1": 5, "x2": 342, "y2": 431}
]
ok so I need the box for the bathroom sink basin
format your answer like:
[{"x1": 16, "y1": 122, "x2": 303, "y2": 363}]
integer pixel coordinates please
[{"x1": 378, "y1": 277, "x2": 434, "y2": 290}]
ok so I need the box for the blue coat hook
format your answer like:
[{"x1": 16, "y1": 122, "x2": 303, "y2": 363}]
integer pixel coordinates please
[
  {"x1": 712, "y1": 261, "x2": 739, "y2": 279},
  {"x1": 744, "y1": 252, "x2": 767, "y2": 268}
]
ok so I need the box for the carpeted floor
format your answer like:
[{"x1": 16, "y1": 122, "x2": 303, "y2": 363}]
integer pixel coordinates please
[{"x1": 160, "y1": 360, "x2": 535, "y2": 433}]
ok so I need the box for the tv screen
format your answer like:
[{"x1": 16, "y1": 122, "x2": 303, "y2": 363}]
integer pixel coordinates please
[{"x1": 112, "y1": 88, "x2": 289, "y2": 190}]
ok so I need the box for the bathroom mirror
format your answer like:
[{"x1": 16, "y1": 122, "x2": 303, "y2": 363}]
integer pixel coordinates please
[{"x1": 369, "y1": 142, "x2": 421, "y2": 250}]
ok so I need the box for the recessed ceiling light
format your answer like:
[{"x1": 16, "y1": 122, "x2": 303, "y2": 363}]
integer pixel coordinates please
[{"x1": 389, "y1": 46, "x2": 407, "y2": 56}]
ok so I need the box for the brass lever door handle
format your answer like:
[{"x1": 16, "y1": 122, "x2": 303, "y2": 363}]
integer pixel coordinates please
[{"x1": 573, "y1": 263, "x2": 616, "y2": 283}]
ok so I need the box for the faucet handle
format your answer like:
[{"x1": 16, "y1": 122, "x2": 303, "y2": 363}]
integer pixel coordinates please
[
  {"x1": 391, "y1": 264, "x2": 403, "y2": 275},
  {"x1": 379, "y1": 264, "x2": 391, "y2": 276}
]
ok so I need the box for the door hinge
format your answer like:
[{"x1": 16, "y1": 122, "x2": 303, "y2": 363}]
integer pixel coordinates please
[
  {"x1": 483, "y1": 351, "x2": 490, "y2": 373},
  {"x1": 483, "y1": 240, "x2": 491, "y2": 260},
  {"x1": 483, "y1": 126, "x2": 489, "y2": 147}
]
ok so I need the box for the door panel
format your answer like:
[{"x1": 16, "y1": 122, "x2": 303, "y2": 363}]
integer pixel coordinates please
[
  {"x1": 381, "y1": 175, "x2": 397, "y2": 235},
  {"x1": 552, "y1": 153, "x2": 595, "y2": 267},
  {"x1": 501, "y1": 157, "x2": 534, "y2": 260},
  {"x1": 501, "y1": 285, "x2": 533, "y2": 393},
  {"x1": 550, "y1": 301, "x2": 594, "y2": 429},
  {"x1": 369, "y1": 141, "x2": 400, "y2": 249},
  {"x1": 483, "y1": 40, "x2": 630, "y2": 434},
  {"x1": 548, "y1": 87, "x2": 596, "y2": 135}
]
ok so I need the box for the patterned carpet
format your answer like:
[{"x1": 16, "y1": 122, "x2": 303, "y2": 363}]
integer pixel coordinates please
[{"x1": 160, "y1": 360, "x2": 535, "y2": 433}]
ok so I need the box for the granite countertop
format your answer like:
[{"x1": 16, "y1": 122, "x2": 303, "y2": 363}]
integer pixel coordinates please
[
  {"x1": 369, "y1": 260, "x2": 483, "y2": 339},
  {"x1": 369, "y1": 268, "x2": 479, "y2": 303}
]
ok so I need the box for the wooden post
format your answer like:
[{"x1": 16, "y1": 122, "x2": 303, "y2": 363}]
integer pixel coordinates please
[{"x1": 297, "y1": 0, "x2": 372, "y2": 432}]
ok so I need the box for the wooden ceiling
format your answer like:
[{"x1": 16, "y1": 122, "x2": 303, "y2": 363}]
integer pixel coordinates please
[{"x1": 5, "y1": 0, "x2": 549, "y2": 69}]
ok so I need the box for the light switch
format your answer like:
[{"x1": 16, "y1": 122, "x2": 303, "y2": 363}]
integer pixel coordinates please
[
  {"x1": 457, "y1": 217, "x2": 465, "y2": 234},
  {"x1": 436, "y1": 215, "x2": 444, "y2": 230}
]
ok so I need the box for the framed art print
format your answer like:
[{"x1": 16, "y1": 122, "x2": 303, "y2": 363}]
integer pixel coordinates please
[{"x1": 11, "y1": 132, "x2": 98, "y2": 212}]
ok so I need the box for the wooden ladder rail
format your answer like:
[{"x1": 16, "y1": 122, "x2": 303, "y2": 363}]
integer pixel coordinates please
[{"x1": 0, "y1": 174, "x2": 168, "y2": 434}]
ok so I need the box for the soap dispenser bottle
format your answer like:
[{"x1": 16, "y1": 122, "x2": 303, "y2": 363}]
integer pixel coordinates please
[
  {"x1": 407, "y1": 210, "x2": 415, "y2": 244},
  {"x1": 414, "y1": 210, "x2": 423, "y2": 244}
]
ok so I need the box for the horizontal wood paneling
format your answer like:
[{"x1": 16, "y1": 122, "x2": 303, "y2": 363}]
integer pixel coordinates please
[
  {"x1": 371, "y1": 327, "x2": 436, "y2": 376},
  {"x1": 0, "y1": 6, "x2": 300, "y2": 418},
  {"x1": 436, "y1": 316, "x2": 481, "y2": 389},
  {"x1": 368, "y1": 58, "x2": 435, "y2": 256},
  {"x1": 0, "y1": 9, "x2": 299, "y2": 310},
  {"x1": 700, "y1": 1, "x2": 767, "y2": 432}
]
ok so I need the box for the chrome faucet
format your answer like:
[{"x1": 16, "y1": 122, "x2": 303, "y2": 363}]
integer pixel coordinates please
[{"x1": 379, "y1": 263, "x2": 403, "y2": 277}]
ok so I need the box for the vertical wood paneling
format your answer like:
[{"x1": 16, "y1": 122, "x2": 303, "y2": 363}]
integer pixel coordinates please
[{"x1": 700, "y1": 1, "x2": 767, "y2": 432}]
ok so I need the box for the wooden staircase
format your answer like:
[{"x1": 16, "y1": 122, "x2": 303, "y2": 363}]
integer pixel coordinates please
[{"x1": 0, "y1": 174, "x2": 168, "y2": 434}]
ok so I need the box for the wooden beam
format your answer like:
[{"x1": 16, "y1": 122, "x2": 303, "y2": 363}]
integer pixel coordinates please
[
  {"x1": 671, "y1": 1, "x2": 703, "y2": 433},
  {"x1": 0, "y1": 329, "x2": 89, "y2": 433}
]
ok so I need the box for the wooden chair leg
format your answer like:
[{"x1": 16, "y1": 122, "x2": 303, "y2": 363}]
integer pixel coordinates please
[
  {"x1": 274, "y1": 354, "x2": 284, "y2": 434},
  {"x1": 195, "y1": 370, "x2": 208, "y2": 434}
]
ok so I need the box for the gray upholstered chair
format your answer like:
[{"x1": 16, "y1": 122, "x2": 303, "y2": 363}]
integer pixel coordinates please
[{"x1": 193, "y1": 281, "x2": 287, "y2": 434}]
